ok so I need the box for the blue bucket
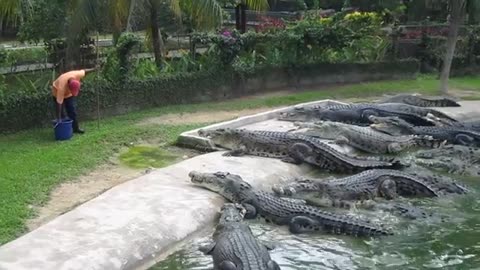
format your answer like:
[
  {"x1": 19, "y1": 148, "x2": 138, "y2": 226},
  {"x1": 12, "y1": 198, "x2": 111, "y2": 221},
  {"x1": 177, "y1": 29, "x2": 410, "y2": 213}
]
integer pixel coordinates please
[{"x1": 52, "y1": 119, "x2": 73, "y2": 141}]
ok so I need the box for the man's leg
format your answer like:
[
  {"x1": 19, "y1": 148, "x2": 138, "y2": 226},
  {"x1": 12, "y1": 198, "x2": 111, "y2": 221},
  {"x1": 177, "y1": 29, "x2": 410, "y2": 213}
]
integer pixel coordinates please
[
  {"x1": 53, "y1": 97, "x2": 66, "y2": 120},
  {"x1": 64, "y1": 97, "x2": 84, "y2": 134}
]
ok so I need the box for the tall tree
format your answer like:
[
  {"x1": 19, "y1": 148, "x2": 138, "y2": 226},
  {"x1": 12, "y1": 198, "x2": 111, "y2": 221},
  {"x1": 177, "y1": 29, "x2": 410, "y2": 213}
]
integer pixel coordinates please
[{"x1": 439, "y1": 0, "x2": 467, "y2": 94}]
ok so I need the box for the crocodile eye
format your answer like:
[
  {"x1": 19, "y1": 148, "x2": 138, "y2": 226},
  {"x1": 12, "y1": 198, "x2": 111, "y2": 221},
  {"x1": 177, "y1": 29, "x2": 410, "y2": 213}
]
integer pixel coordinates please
[{"x1": 214, "y1": 172, "x2": 228, "y2": 178}]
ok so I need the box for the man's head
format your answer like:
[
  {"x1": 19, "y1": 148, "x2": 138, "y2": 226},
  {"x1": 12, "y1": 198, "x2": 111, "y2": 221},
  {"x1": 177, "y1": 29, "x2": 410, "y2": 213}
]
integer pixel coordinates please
[{"x1": 68, "y1": 79, "x2": 81, "y2": 96}]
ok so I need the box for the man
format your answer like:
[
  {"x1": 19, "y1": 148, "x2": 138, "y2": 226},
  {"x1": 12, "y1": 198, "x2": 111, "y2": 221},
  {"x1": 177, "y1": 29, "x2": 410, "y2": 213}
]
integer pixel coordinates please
[{"x1": 52, "y1": 67, "x2": 96, "y2": 134}]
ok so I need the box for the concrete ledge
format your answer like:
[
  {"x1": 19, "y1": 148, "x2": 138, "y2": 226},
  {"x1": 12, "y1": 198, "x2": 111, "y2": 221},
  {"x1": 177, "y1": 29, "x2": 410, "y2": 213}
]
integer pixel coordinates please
[
  {"x1": 0, "y1": 152, "x2": 313, "y2": 270},
  {"x1": 434, "y1": 101, "x2": 480, "y2": 121},
  {"x1": 177, "y1": 99, "x2": 348, "y2": 150}
]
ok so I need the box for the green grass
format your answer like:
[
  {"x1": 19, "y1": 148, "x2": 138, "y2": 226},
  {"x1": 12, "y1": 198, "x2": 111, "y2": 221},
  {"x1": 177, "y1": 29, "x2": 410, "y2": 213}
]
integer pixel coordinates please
[
  {"x1": 119, "y1": 146, "x2": 180, "y2": 169},
  {"x1": 0, "y1": 75, "x2": 479, "y2": 245}
]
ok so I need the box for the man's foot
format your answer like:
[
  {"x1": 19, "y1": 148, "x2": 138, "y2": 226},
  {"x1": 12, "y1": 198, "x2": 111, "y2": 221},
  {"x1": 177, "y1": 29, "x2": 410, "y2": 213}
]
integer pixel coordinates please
[{"x1": 73, "y1": 128, "x2": 85, "y2": 134}]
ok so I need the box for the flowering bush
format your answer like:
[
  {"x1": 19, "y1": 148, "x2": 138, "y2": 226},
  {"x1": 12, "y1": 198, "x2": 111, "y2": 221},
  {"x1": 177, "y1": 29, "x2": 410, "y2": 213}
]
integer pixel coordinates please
[
  {"x1": 255, "y1": 16, "x2": 286, "y2": 33},
  {"x1": 214, "y1": 29, "x2": 244, "y2": 64},
  {"x1": 343, "y1": 11, "x2": 383, "y2": 35}
]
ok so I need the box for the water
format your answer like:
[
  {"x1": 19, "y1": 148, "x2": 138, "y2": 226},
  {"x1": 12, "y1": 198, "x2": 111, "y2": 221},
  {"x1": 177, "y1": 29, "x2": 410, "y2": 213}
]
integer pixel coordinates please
[{"x1": 150, "y1": 173, "x2": 480, "y2": 270}]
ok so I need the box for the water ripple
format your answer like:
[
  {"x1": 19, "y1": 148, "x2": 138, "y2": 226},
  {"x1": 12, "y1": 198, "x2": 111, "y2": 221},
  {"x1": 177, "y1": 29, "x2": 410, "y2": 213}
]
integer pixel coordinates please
[{"x1": 151, "y1": 177, "x2": 480, "y2": 270}]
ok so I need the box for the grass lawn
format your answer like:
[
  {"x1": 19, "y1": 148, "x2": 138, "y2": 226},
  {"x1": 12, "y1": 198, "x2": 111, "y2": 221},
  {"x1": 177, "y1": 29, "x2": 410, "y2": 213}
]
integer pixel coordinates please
[{"x1": 1, "y1": 75, "x2": 479, "y2": 245}]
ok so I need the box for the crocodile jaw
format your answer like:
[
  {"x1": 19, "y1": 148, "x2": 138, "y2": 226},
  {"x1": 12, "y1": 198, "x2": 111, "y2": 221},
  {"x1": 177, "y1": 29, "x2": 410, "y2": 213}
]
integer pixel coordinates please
[
  {"x1": 189, "y1": 171, "x2": 245, "y2": 202},
  {"x1": 219, "y1": 203, "x2": 246, "y2": 224},
  {"x1": 197, "y1": 128, "x2": 240, "y2": 150}
]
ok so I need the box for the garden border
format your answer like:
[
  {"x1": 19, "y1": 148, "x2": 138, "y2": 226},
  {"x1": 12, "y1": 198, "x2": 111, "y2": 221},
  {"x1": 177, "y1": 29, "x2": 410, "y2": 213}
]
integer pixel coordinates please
[{"x1": 0, "y1": 60, "x2": 419, "y2": 133}]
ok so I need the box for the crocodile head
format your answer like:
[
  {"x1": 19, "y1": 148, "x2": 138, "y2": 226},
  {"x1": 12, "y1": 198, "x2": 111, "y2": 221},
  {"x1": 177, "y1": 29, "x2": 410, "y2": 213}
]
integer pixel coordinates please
[
  {"x1": 219, "y1": 203, "x2": 246, "y2": 224},
  {"x1": 272, "y1": 178, "x2": 329, "y2": 201},
  {"x1": 197, "y1": 128, "x2": 242, "y2": 150},
  {"x1": 368, "y1": 116, "x2": 412, "y2": 136},
  {"x1": 278, "y1": 107, "x2": 317, "y2": 122},
  {"x1": 189, "y1": 171, "x2": 253, "y2": 202}
]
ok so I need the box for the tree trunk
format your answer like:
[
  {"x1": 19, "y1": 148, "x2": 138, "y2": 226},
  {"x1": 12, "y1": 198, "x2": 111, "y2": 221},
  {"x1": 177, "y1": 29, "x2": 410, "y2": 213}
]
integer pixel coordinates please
[
  {"x1": 149, "y1": 1, "x2": 162, "y2": 67},
  {"x1": 240, "y1": 4, "x2": 247, "y2": 33},
  {"x1": 158, "y1": 27, "x2": 166, "y2": 58},
  {"x1": 467, "y1": 0, "x2": 478, "y2": 24},
  {"x1": 126, "y1": 0, "x2": 137, "y2": 32},
  {"x1": 0, "y1": 18, "x2": 3, "y2": 38},
  {"x1": 235, "y1": 5, "x2": 241, "y2": 31},
  {"x1": 439, "y1": 0, "x2": 466, "y2": 94}
]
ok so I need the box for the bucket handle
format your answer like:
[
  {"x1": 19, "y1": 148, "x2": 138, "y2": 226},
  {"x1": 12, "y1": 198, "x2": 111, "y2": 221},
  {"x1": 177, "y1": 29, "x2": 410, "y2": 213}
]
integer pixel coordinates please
[{"x1": 54, "y1": 119, "x2": 61, "y2": 129}]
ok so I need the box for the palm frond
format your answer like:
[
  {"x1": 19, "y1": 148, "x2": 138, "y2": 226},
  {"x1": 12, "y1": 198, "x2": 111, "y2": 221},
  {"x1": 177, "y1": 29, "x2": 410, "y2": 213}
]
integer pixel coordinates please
[
  {"x1": 0, "y1": 0, "x2": 35, "y2": 23},
  {"x1": 244, "y1": 0, "x2": 269, "y2": 11},
  {"x1": 108, "y1": 0, "x2": 130, "y2": 32},
  {"x1": 190, "y1": 0, "x2": 224, "y2": 30}
]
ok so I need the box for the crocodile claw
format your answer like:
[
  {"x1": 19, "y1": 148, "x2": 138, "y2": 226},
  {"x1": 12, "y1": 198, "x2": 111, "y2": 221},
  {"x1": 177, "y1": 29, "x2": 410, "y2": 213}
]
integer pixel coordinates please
[{"x1": 272, "y1": 185, "x2": 296, "y2": 196}]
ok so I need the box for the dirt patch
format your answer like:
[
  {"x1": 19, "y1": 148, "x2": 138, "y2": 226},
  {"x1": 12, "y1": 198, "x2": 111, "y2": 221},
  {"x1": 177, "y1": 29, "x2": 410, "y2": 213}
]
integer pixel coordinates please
[
  {"x1": 27, "y1": 162, "x2": 141, "y2": 231},
  {"x1": 137, "y1": 107, "x2": 279, "y2": 126},
  {"x1": 27, "y1": 145, "x2": 202, "y2": 231}
]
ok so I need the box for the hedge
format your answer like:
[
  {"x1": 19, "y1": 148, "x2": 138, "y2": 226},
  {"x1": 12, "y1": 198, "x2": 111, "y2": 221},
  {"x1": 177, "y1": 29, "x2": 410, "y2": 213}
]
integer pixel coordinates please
[{"x1": 0, "y1": 60, "x2": 419, "y2": 133}]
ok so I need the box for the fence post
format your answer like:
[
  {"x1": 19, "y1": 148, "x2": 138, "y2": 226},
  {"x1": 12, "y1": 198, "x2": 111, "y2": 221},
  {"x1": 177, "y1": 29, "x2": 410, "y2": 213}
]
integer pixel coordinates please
[
  {"x1": 390, "y1": 23, "x2": 399, "y2": 61},
  {"x1": 418, "y1": 17, "x2": 430, "y2": 73}
]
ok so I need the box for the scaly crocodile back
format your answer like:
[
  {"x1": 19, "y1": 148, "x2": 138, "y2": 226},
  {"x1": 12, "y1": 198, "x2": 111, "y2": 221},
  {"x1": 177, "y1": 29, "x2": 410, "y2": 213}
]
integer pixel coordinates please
[
  {"x1": 379, "y1": 94, "x2": 461, "y2": 107},
  {"x1": 253, "y1": 190, "x2": 392, "y2": 236},
  {"x1": 294, "y1": 133, "x2": 406, "y2": 170},
  {"x1": 321, "y1": 169, "x2": 439, "y2": 197}
]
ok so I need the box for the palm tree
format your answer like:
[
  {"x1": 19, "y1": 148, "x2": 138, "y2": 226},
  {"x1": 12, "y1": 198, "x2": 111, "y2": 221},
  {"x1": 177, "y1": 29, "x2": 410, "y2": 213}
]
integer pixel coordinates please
[
  {"x1": 0, "y1": 0, "x2": 33, "y2": 38},
  {"x1": 114, "y1": 0, "x2": 269, "y2": 66},
  {"x1": 439, "y1": 0, "x2": 467, "y2": 94}
]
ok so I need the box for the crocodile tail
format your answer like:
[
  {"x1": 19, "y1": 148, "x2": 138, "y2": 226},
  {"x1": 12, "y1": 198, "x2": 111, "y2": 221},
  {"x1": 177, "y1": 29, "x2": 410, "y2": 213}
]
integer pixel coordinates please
[
  {"x1": 292, "y1": 214, "x2": 393, "y2": 237},
  {"x1": 332, "y1": 218, "x2": 393, "y2": 237},
  {"x1": 427, "y1": 99, "x2": 461, "y2": 107},
  {"x1": 414, "y1": 135, "x2": 447, "y2": 149},
  {"x1": 348, "y1": 153, "x2": 408, "y2": 169}
]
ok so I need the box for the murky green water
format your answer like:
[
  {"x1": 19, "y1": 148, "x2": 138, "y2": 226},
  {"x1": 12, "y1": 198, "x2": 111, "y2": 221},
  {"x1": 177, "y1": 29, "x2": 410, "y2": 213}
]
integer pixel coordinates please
[{"x1": 150, "y1": 173, "x2": 480, "y2": 270}]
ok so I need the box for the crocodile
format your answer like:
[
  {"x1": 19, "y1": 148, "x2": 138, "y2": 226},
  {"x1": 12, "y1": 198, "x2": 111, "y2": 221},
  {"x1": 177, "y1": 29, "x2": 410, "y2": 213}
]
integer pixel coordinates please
[
  {"x1": 189, "y1": 171, "x2": 392, "y2": 237},
  {"x1": 402, "y1": 168, "x2": 469, "y2": 195},
  {"x1": 271, "y1": 169, "x2": 441, "y2": 208},
  {"x1": 292, "y1": 121, "x2": 445, "y2": 154},
  {"x1": 319, "y1": 102, "x2": 458, "y2": 123},
  {"x1": 378, "y1": 93, "x2": 461, "y2": 107},
  {"x1": 271, "y1": 169, "x2": 467, "y2": 218},
  {"x1": 198, "y1": 128, "x2": 406, "y2": 173},
  {"x1": 415, "y1": 145, "x2": 480, "y2": 176},
  {"x1": 369, "y1": 115, "x2": 480, "y2": 146},
  {"x1": 279, "y1": 103, "x2": 441, "y2": 126},
  {"x1": 200, "y1": 203, "x2": 281, "y2": 270}
]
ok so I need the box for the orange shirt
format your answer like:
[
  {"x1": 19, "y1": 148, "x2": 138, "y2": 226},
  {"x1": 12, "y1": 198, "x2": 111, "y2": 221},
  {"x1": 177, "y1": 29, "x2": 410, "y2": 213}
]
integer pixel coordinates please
[{"x1": 51, "y1": 69, "x2": 86, "y2": 104}]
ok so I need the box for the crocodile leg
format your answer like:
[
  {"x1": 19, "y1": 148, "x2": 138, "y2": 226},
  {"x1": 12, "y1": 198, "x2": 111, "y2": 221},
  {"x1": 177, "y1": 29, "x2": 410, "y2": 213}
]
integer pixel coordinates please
[
  {"x1": 289, "y1": 216, "x2": 322, "y2": 234},
  {"x1": 218, "y1": 261, "x2": 238, "y2": 270},
  {"x1": 285, "y1": 142, "x2": 313, "y2": 164},
  {"x1": 455, "y1": 134, "x2": 475, "y2": 146},
  {"x1": 242, "y1": 203, "x2": 258, "y2": 219},
  {"x1": 377, "y1": 177, "x2": 398, "y2": 199},
  {"x1": 334, "y1": 135, "x2": 350, "y2": 146},
  {"x1": 361, "y1": 109, "x2": 380, "y2": 121},
  {"x1": 199, "y1": 241, "x2": 216, "y2": 255},
  {"x1": 222, "y1": 145, "x2": 248, "y2": 156},
  {"x1": 387, "y1": 142, "x2": 404, "y2": 153}
]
